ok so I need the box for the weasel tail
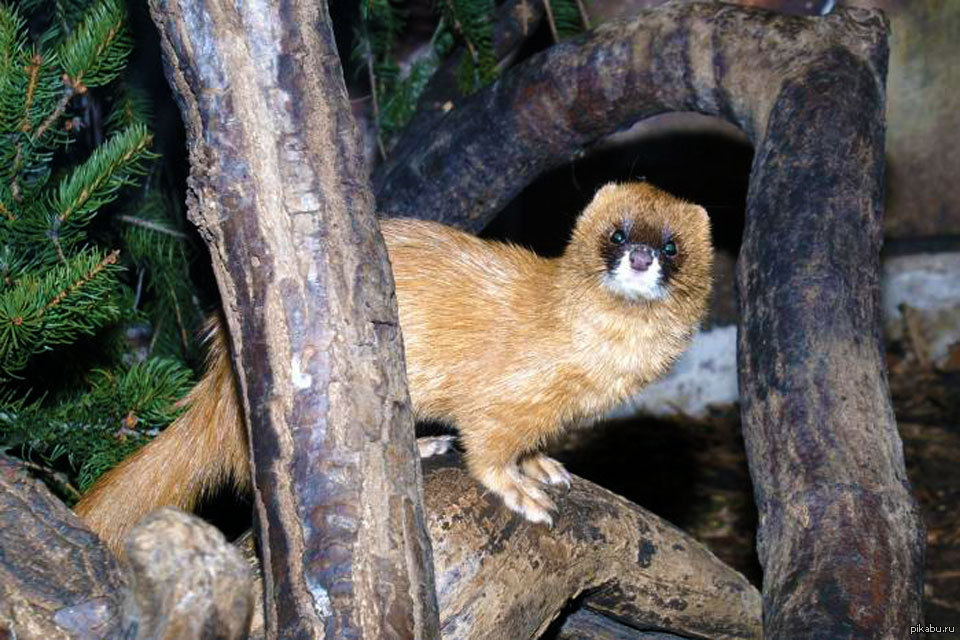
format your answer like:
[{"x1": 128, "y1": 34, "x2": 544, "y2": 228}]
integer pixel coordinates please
[
  {"x1": 75, "y1": 182, "x2": 713, "y2": 553},
  {"x1": 74, "y1": 318, "x2": 250, "y2": 551}
]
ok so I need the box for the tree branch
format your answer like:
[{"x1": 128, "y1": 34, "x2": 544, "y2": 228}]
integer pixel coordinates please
[
  {"x1": 147, "y1": 0, "x2": 440, "y2": 637},
  {"x1": 242, "y1": 456, "x2": 762, "y2": 640},
  {"x1": 374, "y1": 3, "x2": 923, "y2": 637}
]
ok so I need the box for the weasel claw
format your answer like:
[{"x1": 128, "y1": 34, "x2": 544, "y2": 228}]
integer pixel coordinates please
[
  {"x1": 521, "y1": 453, "x2": 572, "y2": 488},
  {"x1": 481, "y1": 464, "x2": 558, "y2": 527}
]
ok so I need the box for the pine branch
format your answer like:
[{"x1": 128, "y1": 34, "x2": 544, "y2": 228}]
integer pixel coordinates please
[
  {"x1": 43, "y1": 248, "x2": 119, "y2": 311},
  {"x1": 573, "y1": 0, "x2": 590, "y2": 30},
  {"x1": 542, "y1": 0, "x2": 559, "y2": 44},
  {"x1": 106, "y1": 84, "x2": 152, "y2": 133},
  {"x1": 30, "y1": 84, "x2": 74, "y2": 144},
  {"x1": 58, "y1": 0, "x2": 131, "y2": 92},
  {"x1": 0, "y1": 5, "x2": 28, "y2": 101},
  {"x1": 0, "y1": 0, "x2": 203, "y2": 496},
  {"x1": 0, "y1": 248, "x2": 122, "y2": 377},
  {"x1": 51, "y1": 123, "x2": 155, "y2": 230},
  {"x1": 118, "y1": 214, "x2": 188, "y2": 239}
]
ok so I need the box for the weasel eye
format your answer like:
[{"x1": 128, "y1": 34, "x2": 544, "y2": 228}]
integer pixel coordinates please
[
  {"x1": 662, "y1": 240, "x2": 678, "y2": 257},
  {"x1": 610, "y1": 229, "x2": 626, "y2": 245}
]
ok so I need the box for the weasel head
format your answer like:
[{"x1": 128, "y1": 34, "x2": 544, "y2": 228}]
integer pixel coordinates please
[{"x1": 564, "y1": 182, "x2": 713, "y2": 314}]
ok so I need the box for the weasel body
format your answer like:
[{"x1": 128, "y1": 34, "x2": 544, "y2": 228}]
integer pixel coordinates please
[{"x1": 76, "y1": 182, "x2": 713, "y2": 551}]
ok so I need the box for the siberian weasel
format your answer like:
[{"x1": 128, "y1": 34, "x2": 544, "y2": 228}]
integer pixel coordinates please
[{"x1": 75, "y1": 182, "x2": 713, "y2": 552}]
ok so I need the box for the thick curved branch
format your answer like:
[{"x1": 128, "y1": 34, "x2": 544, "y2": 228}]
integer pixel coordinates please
[
  {"x1": 735, "y1": 43, "x2": 923, "y2": 638},
  {"x1": 0, "y1": 456, "x2": 252, "y2": 640},
  {"x1": 148, "y1": 0, "x2": 440, "y2": 638},
  {"x1": 375, "y1": 2, "x2": 922, "y2": 638},
  {"x1": 423, "y1": 456, "x2": 760, "y2": 640},
  {"x1": 244, "y1": 456, "x2": 762, "y2": 640},
  {"x1": 374, "y1": 2, "x2": 888, "y2": 232},
  {"x1": 0, "y1": 455, "x2": 126, "y2": 640}
]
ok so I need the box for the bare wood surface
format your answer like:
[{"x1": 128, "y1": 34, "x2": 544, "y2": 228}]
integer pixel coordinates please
[
  {"x1": 244, "y1": 455, "x2": 762, "y2": 640},
  {"x1": 374, "y1": 2, "x2": 922, "y2": 637},
  {"x1": 147, "y1": 0, "x2": 440, "y2": 638}
]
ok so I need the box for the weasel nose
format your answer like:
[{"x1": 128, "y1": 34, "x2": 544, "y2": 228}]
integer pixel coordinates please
[{"x1": 629, "y1": 245, "x2": 655, "y2": 272}]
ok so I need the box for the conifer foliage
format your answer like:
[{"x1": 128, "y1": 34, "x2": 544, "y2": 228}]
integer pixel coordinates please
[
  {"x1": 355, "y1": 0, "x2": 588, "y2": 153},
  {"x1": 0, "y1": 0, "x2": 199, "y2": 498}
]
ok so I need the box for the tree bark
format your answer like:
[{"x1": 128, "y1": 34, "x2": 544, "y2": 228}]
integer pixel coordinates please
[
  {"x1": 0, "y1": 456, "x2": 251, "y2": 640},
  {"x1": 375, "y1": 2, "x2": 923, "y2": 638},
  {"x1": 735, "y1": 38, "x2": 922, "y2": 640},
  {"x1": 147, "y1": 1, "x2": 440, "y2": 639},
  {"x1": 123, "y1": 509, "x2": 254, "y2": 640},
  {"x1": 242, "y1": 456, "x2": 762, "y2": 640},
  {"x1": 0, "y1": 455, "x2": 126, "y2": 640},
  {"x1": 421, "y1": 456, "x2": 760, "y2": 640},
  {"x1": 554, "y1": 608, "x2": 691, "y2": 640}
]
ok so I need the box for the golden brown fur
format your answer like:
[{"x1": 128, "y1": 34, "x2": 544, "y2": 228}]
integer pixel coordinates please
[{"x1": 75, "y1": 182, "x2": 712, "y2": 550}]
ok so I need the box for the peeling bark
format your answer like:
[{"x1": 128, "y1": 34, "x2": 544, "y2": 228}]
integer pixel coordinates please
[{"x1": 147, "y1": 1, "x2": 439, "y2": 638}]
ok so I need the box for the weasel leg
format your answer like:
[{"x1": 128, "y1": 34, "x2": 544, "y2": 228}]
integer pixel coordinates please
[
  {"x1": 459, "y1": 418, "x2": 560, "y2": 525},
  {"x1": 520, "y1": 453, "x2": 572, "y2": 487},
  {"x1": 416, "y1": 435, "x2": 456, "y2": 458}
]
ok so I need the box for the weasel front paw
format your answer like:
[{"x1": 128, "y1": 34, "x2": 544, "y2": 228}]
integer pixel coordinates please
[
  {"x1": 520, "y1": 453, "x2": 572, "y2": 487},
  {"x1": 479, "y1": 464, "x2": 557, "y2": 526},
  {"x1": 417, "y1": 435, "x2": 456, "y2": 458}
]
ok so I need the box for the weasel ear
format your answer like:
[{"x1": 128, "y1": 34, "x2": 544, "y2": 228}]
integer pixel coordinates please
[
  {"x1": 590, "y1": 182, "x2": 620, "y2": 204},
  {"x1": 689, "y1": 205, "x2": 712, "y2": 233}
]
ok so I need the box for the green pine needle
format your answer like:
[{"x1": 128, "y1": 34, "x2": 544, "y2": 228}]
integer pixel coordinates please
[
  {"x1": 58, "y1": 0, "x2": 132, "y2": 91},
  {"x1": 0, "y1": 248, "x2": 123, "y2": 377},
  {"x1": 0, "y1": 0, "x2": 203, "y2": 495},
  {"x1": 51, "y1": 123, "x2": 156, "y2": 231},
  {"x1": 106, "y1": 83, "x2": 153, "y2": 133}
]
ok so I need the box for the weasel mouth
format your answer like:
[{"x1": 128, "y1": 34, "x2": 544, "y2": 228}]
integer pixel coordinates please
[{"x1": 605, "y1": 250, "x2": 666, "y2": 300}]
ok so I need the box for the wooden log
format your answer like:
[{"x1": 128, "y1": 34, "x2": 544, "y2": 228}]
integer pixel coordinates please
[
  {"x1": 0, "y1": 455, "x2": 126, "y2": 640},
  {"x1": 375, "y1": 3, "x2": 889, "y2": 232},
  {"x1": 146, "y1": 1, "x2": 440, "y2": 638},
  {"x1": 0, "y1": 456, "x2": 252, "y2": 640},
  {"x1": 735, "y1": 33, "x2": 923, "y2": 639},
  {"x1": 244, "y1": 455, "x2": 762, "y2": 640},
  {"x1": 123, "y1": 508, "x2": 253, "y2": 640},
  {"x1": 375, "y1": 2, "x2": 922, "y2": 637},
  {"x1": 554, "y1": 608, "x2": 691, "y2": 640}
]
